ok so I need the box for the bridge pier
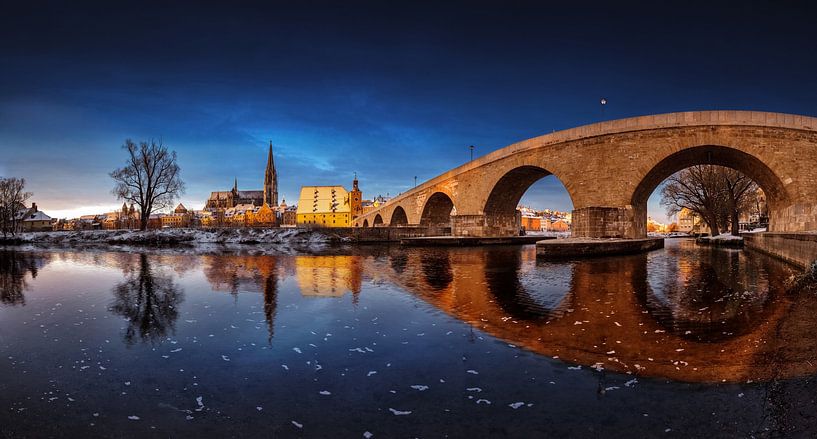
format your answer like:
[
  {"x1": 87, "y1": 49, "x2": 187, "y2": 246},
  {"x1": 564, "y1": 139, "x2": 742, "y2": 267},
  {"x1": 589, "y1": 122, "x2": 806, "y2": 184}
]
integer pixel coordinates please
[
  {"x1": 451, "y1": 214, "x2": 519, "y2": 237},
  {"x1": 571, "y1": 206, "x2": 643, "y2": 239}
]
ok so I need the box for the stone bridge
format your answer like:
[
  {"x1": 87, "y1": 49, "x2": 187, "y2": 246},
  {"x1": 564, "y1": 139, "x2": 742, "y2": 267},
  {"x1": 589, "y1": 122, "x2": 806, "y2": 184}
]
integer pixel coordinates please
[{"x1": 355, "y1": 111, "x2": 817, "y2": 238}]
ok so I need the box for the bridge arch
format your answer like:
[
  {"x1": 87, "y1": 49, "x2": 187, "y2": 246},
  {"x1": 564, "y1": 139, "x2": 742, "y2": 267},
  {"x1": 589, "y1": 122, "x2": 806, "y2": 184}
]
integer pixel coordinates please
[
  {"x1": 373, "y1": 214, "x2": 383, "y2": 226},
  {"x1": 362, "y1": 219, "x2": 369, "y2": 228},
  {"x1": 481, "y1": 165, "x2": 574, "y2": 236},
  {"x1": 631, "y1": 145, "x2": 791, "y2": 235},
  {"x1": 420, "y1": 192, "x2": 455, "y2": 227},
  {"x1": 390, "y1": 206, "x2": 409, "y2": 226}
]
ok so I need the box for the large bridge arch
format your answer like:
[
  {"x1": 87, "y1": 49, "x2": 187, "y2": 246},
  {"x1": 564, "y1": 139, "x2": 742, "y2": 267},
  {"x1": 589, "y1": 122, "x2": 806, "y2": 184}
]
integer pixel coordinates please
[
  {"x1": 479, "y1": 165, "x2": 574, "y2": 236},
  {"x1": 630, "y1": 145, "x2": 791, "y2": 236}
]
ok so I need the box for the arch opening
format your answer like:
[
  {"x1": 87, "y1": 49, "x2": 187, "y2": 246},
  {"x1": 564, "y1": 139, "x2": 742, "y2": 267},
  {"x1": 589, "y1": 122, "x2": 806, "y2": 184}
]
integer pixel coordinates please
[
  {"x1": 362, "y1": 219, "x2": 369, "y2": 228},
  {"x1": 373, "y1": 214, "x2": 383, "y2": 227},
  {"x1": 483, "y1": 166, "x2": 574, "y2": 237},
  {"x1": 390, "y1": 206, "x2": 408, "y2": 226},
  {"x1": 633, "y1": 146, "x2": 789, "y2": 237},
  {"x1": 420, "y1": 192, "x2": 455, "y2": 228}
]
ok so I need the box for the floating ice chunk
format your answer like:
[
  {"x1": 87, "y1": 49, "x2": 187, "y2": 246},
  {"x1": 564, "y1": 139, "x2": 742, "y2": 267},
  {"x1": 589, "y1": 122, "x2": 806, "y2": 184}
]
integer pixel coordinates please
[
  {"x1": 367, "y1": 371, "x2": 377, "y2": 377},
  {"x1": 171, "y1": 348, "x2": 182, "y2": 353},
  {"x1": 466, "y1": 387, "x2": 482, "y2": 392},
  {"x1": 282, "y1": 364, "x2": 289, "y2": 370},
  {"x1": 221, "y1": 355, "x2": 230, "y2": 361},
  {"x1": 466, "y1": 370, "x2": 479, "y2": 375},
  {"x1": 256, "y1": 406, "x2": 263, "y2": 411},
  {"x1": 128, "y1": 415, "x2": 140, "y2": 420},
  {"x1": 614, "y1": 321, "x2": 622, "y2": 327},
  {"x1": 625, "y1": 379, "x2": 638, "y2": 387},
  {"x1": 567, "y1": 365, "x2": 582, "y2": 370},
  {"x1": 509, "y1": 402, "x2": 525, "y2": 409},
  {"x1": 319, "y1": 391, "x2": 331, "y2": 395},
  {"x1": 363, "y1": 432, "x2": 373, "y2": 439},
  {"x1": 195, "y1": 396, "x2": 204, "y2": 412},
  {"x1": 410, "y1": 385, "x2": 428, "y2": 391},
  {"x1": 292, "y1": 421, "x2": 303, "y2": 428},
  {"x1": 476, "y1": 399, "x2": 491, "y2": 405},
  {"x1": 389, "y1": 408, "x2": 412, "y2": 416},
  {"x1": 124, "y1": 382, "x2": 131, "y2": 386},
  {"x1": 293, "y1": 347, "x2": 302, "y2": 354}
]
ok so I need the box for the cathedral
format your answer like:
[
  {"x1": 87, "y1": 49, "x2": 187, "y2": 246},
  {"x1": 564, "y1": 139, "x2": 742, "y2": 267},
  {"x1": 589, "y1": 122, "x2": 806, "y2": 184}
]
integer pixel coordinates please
[{"x1": 205, "y1": 142, "x2": 278, "y2": 210}]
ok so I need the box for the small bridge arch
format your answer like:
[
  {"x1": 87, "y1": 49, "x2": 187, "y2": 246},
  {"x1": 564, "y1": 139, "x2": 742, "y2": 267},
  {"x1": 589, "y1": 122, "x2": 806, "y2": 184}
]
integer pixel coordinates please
[
  {"x1": 390, "y1": 206, "x2": 409, "y2": 226},
  {"x1": 420, "y1": 192, "x2": 456, "y2": 227}
]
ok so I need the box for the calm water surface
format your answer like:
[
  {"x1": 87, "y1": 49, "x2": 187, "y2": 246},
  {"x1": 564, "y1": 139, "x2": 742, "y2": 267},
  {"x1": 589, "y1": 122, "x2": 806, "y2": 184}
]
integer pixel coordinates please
[{"x1": 1, "y1": 239, "x2": 816, "y2": 438}]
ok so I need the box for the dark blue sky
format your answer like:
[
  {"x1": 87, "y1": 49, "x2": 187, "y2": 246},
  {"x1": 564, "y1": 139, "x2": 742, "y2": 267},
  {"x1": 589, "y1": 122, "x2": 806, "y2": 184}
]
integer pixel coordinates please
[{"x1": 2, "y1": 1, "x2": 816, "y2": 221}]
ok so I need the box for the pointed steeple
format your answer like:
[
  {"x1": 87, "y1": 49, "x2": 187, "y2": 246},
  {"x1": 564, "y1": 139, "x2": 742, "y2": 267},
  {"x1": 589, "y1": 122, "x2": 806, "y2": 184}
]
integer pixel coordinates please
[
  {"x1": 233, "y1": 177, "x2": 238, "y2": 192},
  {"x1": 264, "y1": 140, "x2": 278, "y2": 207}
]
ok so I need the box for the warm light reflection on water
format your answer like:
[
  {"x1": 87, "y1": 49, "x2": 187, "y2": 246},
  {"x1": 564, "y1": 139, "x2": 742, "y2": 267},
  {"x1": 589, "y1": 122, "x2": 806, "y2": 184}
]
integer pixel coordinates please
[{"x1": 0, "y1": 240, "x2": 814, "y2": 437}]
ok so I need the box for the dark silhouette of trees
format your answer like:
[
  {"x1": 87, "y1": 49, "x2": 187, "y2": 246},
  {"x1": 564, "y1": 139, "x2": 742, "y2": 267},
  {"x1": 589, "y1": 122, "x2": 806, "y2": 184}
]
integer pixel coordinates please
[
  {"x1": 660, "y1": 165, "x2": 758, "y2": 235},
  {"x1": 110, "y1": 254, "x2": 184, "y2": 345},
  {"x1": 0, "y1": 177, "x2": 32, "y2": 237},
  {"x1": 0, "y1": 250, "x2": 49, "y2": 306},
  {"x1": 110, "y1": 139, "x2": 185, "y2": 231}
]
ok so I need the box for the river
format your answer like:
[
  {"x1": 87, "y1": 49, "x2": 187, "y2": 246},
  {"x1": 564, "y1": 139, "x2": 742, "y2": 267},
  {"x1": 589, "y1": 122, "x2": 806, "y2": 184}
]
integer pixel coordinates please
[{"x1": 0, "y1": 239, "x2": 814, "y2": 437}]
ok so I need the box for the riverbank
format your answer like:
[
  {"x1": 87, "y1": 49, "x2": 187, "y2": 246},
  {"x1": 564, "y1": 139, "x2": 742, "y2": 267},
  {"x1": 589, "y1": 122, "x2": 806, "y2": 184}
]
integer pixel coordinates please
[{"x1": 0, "y1": 228, "x2": 344, "y2": 247}]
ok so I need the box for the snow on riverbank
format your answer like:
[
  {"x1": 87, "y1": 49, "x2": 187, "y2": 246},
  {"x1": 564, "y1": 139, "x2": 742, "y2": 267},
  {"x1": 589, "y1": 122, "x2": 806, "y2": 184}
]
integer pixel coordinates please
[
  {"x1": 10, "y1": 228, "x2": 345, "y2": 248},
  {"x1": 696, "y1": 233, "x2": 744, "y2": 247}
]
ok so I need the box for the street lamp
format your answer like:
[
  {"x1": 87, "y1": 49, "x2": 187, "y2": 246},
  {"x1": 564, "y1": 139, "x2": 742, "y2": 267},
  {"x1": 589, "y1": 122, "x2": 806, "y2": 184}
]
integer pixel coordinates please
[
  {"x1": 469, "y1": 145, "x2": 475, "y2": 162},
  {"x1": 414, "y1": 176, "x2": 417, "y2": 188},
  {"x1": 600, "y1": 98, "x2": 607, "y2": 120}
]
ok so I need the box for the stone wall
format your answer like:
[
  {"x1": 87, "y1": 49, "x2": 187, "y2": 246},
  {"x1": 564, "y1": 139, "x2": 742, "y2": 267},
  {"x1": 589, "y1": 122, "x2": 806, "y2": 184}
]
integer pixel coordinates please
[{"x1": 743, "y1": 232, "x2": 817, "y2": 269}]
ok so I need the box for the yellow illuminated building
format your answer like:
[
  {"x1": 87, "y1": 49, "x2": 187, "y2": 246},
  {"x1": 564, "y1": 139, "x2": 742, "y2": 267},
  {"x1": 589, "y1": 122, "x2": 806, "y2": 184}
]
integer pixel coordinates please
[{"x1": 296, "y1": 177, "x2": 363, "y2": 228}]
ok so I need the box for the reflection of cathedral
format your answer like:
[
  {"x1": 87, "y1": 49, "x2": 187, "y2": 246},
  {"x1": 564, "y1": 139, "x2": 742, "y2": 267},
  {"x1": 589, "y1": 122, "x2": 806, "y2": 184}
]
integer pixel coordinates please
[
  {"x1": 205, "y1": 142, "x2": 278, "y2": 210},
  {"x1": 202, "y1": 255, "x2": 282, "y2": 342}
]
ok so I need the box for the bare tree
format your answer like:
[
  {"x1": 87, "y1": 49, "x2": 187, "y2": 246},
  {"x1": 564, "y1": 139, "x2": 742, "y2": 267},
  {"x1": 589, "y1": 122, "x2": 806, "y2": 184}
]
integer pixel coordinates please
[
  {"x1": 110, "y1": 139, "x2": 185, "y2": 231},
  {"x1": 0, "y1": 177, "x2": 33, "y2": 238},
  {"x1": 720, "y1": 168, "x2": 758, "y2": 235},
  {"x1": 661, "y1": 166, "x2": 724, "y2": 235},
  {"x1": 660, "y1": 165, "x2": 759, "y2": 236}
]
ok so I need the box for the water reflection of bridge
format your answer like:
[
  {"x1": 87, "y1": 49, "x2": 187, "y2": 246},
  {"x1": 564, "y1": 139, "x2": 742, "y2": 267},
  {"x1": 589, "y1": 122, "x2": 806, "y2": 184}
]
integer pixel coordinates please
[{"x1": 363, "y1": 243, "x2": 817, "y2": 383}]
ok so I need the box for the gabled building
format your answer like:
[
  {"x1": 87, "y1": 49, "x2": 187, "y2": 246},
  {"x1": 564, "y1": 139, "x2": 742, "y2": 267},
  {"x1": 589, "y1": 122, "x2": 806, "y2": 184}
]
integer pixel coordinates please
[
  {"x1": 16, "y1": 203, "x2": 53, "y2": 232},
  {"x1": 296, "y1": 176, "x2": 363, "y2": 228}
]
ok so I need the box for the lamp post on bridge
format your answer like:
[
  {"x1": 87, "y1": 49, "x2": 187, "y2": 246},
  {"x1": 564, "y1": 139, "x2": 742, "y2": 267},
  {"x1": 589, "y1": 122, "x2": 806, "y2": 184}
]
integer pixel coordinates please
[
  {"x1": 600, "y1": 98, "x2": 607, "y2": 121},
  {"x1": 469, "y1": 145, "x2": 474, "y2": 162},
  {"x1": 414, "y1": 176, "x2": 417, "y2": 188}
]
